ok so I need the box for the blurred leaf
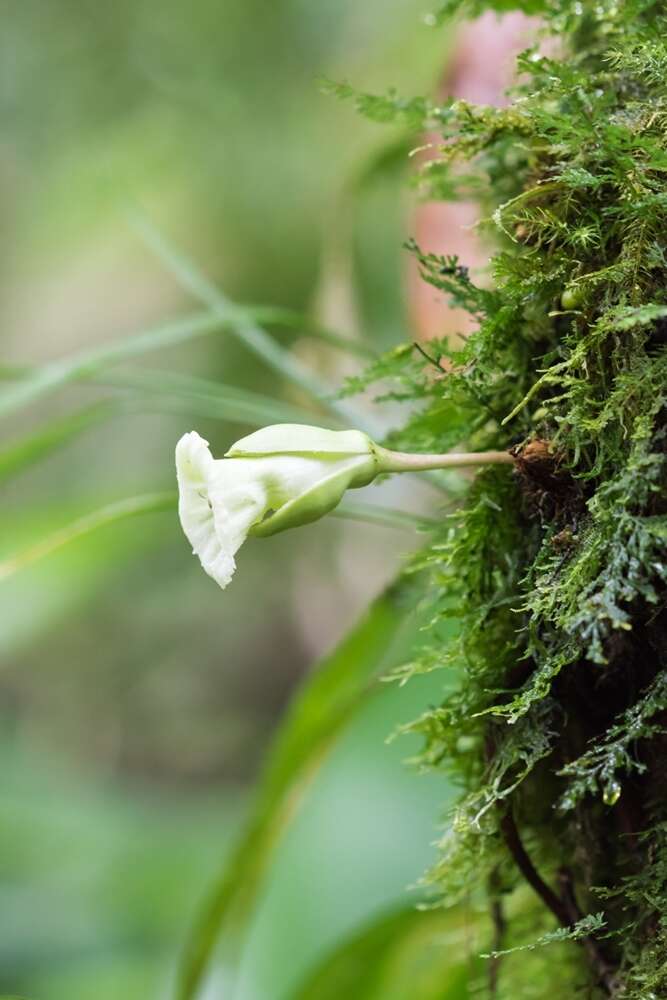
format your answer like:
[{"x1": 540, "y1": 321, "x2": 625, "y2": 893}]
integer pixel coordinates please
[
  {"x1": 0, "y1": 490, "x2": 425, "y2": 582},
  {"x1": 176, "y1": 575, "x2": 423, "y2": 1000},
  {"x1": 0, "y1": 380, "x2": 324, "y2": 489},
  {"x1": 132, "y1": 214, "x2": 334, "y2": 398},
  {"x1": 0, "y1": 310, "x2": 222, "y2": 419},
  {"x1": 354, "y1": 135, "x2": 416, "y2": 193},
  {"x1": 254, "y1": 307, "x2": 376, "y2": 359},
  {"x1": 290, "y1": 904, "x2": 484, "y2": 1000},
  {"x1": 334, "y1": 501, "x2": 435, "y2": 532},
  {"x1": 0, "y1": 299, "x2": 360, "y2": 422},
  {"x1": 132, "y1": 213, "x2": 375, "y2": 431},
  {"x1": 0, "y1": 402, "x2": 117, "y2": 483},
  {"x1": 0, "y1": 365, "x2": 27, "y2": 380},
  {"x1": 0, "y1": 364, "x2": 335, "y2": 491},
  {"x1": 0, "y1": 493, "x2": 176, "y2": 582},
  {"x1": 94, "y1": 368, "x2": 328, "y2": 426}
]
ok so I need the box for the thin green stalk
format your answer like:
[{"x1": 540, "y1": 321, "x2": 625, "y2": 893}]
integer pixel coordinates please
[
  {"x1": 250, "y1": 306, "x2": 376, "y2": 359},
  {"x1": 0, "y1": 492, "x2": 176, "y2": 582},
  {"x1": 130, "y1": 212, "x2": 381, "y2": 433},
  {"x1": 0, "y1": 402, "x2": 119, "y2": 483},
  {"x1": 0, "y1": 494, "x2": 431, "y2": 581},
  {"x1": 376, "y1": 446, "x2": 514, "y2": 473},
  {"x1": 333, "y1": 501, "x2": 437, "y2": 531},
  {"x1": 92, "y1": 369, "x2": 329, "y2": 426},
  {"x1": 0, "y1": 377, "x2": 330, "y2": 487},
  {"x1": 0, "y1": 311, "x2": 222, "y2": 419}
]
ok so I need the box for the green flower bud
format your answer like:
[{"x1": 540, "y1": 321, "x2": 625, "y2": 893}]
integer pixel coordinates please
[{"x1": 560, "y1": 285, "x2": 583, "y2": 310}]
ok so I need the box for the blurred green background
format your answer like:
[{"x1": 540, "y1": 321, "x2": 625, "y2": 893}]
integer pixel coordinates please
[{"x1": 0, "y1": 2, "x2": 459, "y2": 997}]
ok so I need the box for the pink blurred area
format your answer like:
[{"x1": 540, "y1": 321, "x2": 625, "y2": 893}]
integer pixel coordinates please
[{"x1": 409, "y1": 12, "x2": 539, "y2": 340}]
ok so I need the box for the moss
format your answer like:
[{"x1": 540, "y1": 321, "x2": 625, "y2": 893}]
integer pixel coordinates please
[{"x1": 339, "y1": 1, "x2": 667, "y2": 994}]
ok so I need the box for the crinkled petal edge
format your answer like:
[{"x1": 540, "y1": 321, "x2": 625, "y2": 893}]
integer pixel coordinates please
[{"x1": 175, "y1": 431, "x2": 237, "y2": 589}]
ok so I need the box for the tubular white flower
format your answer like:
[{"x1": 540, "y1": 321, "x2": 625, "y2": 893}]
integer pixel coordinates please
[{"x1": 175, "y1": 426, "x2": 378, "y2": 589}]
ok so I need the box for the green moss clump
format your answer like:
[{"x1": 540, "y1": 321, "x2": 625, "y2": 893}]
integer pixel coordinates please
[{"x1": 340, "y1": 1, "x2": 667, "y2": 994}]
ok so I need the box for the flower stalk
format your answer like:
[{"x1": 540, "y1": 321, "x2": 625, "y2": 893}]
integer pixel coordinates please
[{"x1": 374, "y1": 445, "x2": 514, "y2": 473}]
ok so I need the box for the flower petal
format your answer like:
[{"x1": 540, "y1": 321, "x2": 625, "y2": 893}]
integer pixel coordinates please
[
  {"x1": 226, "y1": 423, "x2": 376, "y2": 458},
  {"x1": 249, "y1": 454, "x2": 372, "y2": 537},
  {"x1": 176, "y1": 431, "x2": 265, "y2": 589}
]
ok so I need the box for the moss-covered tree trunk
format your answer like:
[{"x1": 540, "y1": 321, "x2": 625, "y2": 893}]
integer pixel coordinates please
[{"x1": 340, "y1": 1, "x2": 667, "y2": 994}]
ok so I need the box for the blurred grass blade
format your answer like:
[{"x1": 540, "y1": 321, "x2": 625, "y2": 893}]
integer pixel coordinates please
[
  {"x1": 334, "y1": 501, "x2": 435, "y2": 532},
  {"x1": 132, "y1": 213, "x2": 331, "y2": 400},
  {"x1": 132, "y1": 213, "x2": 375, "y2": 430},
  {"x1": 94, "y1": 369, "x2": 330, "y2": 426},
  {"x1": 0, "y1": 380, "x2": 326, "y2": 488},
  {"x1": 0, "y1": 364, "x2": 28, "y2": 380},
  {"x1": 0, "y1": 311, "x2": 223, "y2": 419},
  {"x1": 0, "y1": 493, "x2": 176, "y2": 582},
  {"x1": 0, "y1": 490, "x2": 423, "y2": 582},
  {"x1": 251, "y1": 306, "x2": 376, "y2": 359},
  {"x1": 290, "y1": 905, "x2": 484, "y2": 1000},
  {"x1": 0, "y1": 402, "x2": 118, "y2": 483},
  {"x1": 176, "y1": 575, "x2": 421, "y2": 1000}
]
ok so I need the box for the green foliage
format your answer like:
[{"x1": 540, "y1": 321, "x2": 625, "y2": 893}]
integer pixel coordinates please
[
  {"x1": 433, "y1": 1, "x2": 548, "y2": 24},
  {"x1": 176, "y1": 576, "x2": 424, "y2": 1000},
  {"x1": 0, "y1": 4, "x2": 457, "y2": 998},
  {"x1": 290, "y1": 904, "x2": 483, "y2": 1000},
  {"x1": 0, "y1": 302, "x2": 336, "y2": 424},
  {"x1": 336, "y1": 0, "x2": 667, "y2": 994},
  {"x1": 7, "y1": 0, "x2": 667, "y2": 995},
  {"x1": 320, "y1": 80, "x2": 448, "y2": 132},
  {"x1": 0, "y1": 493, "x2": 176, "y2": 583},
  {"x1": 483, "y1": 911, "x2": 606, "y2": 959},
  {"x1": 0, "y1": 403, "x2": 116, "y2": 483}
]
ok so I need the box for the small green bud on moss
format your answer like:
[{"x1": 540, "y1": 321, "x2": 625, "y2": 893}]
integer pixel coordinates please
[{"x1": 560, "y1": 285, "x2": 583, "y2": 310}]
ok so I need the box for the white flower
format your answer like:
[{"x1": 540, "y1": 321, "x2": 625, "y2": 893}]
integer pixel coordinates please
[{"x1": 175, "y1": 425, "x2": 379, "y2": 589}]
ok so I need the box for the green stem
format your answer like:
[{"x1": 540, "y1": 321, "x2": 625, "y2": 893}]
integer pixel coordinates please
[{"x1": 376, "y1": 445, "x2": 514, "y2": 473}]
